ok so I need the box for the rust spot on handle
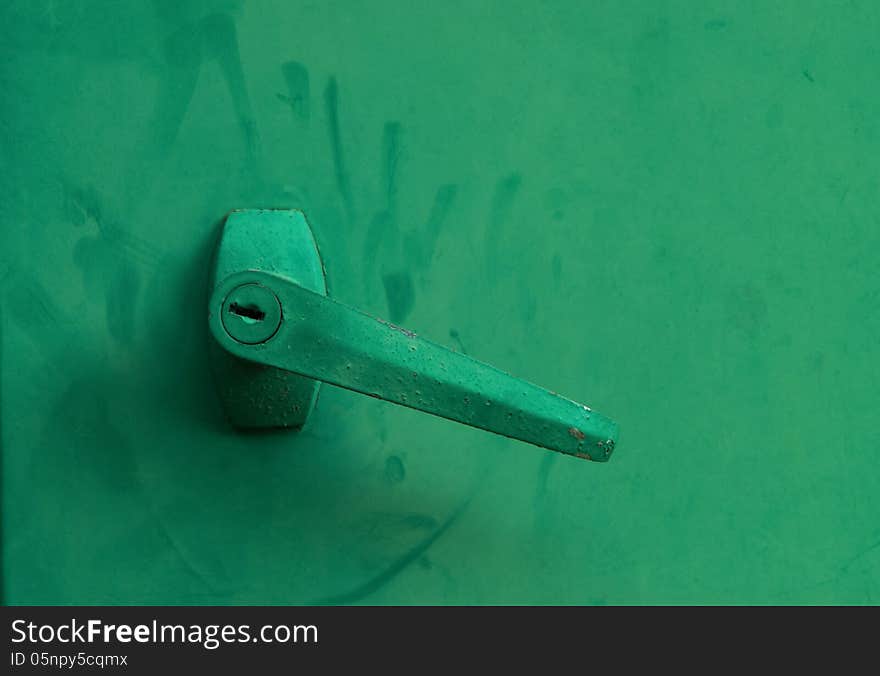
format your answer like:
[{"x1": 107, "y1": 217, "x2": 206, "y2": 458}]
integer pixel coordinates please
[{"x1": 568, "y1": 427, "x2": 586, "y2": 441}]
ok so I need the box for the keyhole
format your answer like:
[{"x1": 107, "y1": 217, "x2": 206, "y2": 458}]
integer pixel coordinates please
[
  {"x1": 229, "y1": 302, "x2": 265, "y2": 325},
  {"x1": 220, "y1": 283, "x2": 282, "y2": 345}
]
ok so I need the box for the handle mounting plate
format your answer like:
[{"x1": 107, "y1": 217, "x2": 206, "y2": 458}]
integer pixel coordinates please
[{"x1": 208, "y1": 209, "x2": 327, "y2": 430}]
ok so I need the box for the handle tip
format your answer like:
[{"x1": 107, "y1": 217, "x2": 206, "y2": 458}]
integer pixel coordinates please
[{"x1": 568, "y1": 413, "x2": 618, "y2": 462}]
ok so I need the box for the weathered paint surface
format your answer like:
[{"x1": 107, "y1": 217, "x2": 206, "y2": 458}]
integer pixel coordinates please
[{"x1": 3, "y1": 2, "x2": 880, "y2": 605}]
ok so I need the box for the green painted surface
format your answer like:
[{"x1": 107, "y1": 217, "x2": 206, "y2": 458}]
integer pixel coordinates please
[{"x1": 1, "y1": 1, "x2": 879, "y2": 604}]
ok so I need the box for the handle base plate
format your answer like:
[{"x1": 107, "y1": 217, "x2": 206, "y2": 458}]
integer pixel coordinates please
[{"x1": 208, "y1": 209, "x2": 327, "y2": 430}]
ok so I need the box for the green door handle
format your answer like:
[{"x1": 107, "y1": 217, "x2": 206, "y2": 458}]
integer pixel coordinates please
[{"x1": 208, "y1": 209, "x2": 618, "y2": 462}]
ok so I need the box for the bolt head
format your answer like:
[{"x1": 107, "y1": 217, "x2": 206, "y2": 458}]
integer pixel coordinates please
[{"x1": 221, "y1": 283, "x2": 282, "y2": 344}]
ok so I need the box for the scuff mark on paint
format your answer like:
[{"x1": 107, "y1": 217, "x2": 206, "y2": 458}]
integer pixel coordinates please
[
  {"x1": 376, "y1": 316, "x2": 417, "y2": 338},
  {"x1": 324, "y1": 77, "x2": 355, "y2": 222},
  {"x1": 308, "y1": 499, "x2": 469, "y2": 605}
]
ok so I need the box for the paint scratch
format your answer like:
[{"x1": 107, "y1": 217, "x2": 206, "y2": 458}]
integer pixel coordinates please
[
  {"x1": 325, "y1": 77, "x2": 355, "y2": 222},
  {"x1": 308, "y1": 499, "x2": 471, "y2": 605}
]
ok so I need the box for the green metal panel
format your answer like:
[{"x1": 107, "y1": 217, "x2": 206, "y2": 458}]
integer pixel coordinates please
[{"x1": 2, "y1": 1, "x2": 879, "y2": 604}]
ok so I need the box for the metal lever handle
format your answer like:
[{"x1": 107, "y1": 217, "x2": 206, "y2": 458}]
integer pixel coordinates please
[{"x1": 207, "y1": 209, "x2": 618, "y2": 462}]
